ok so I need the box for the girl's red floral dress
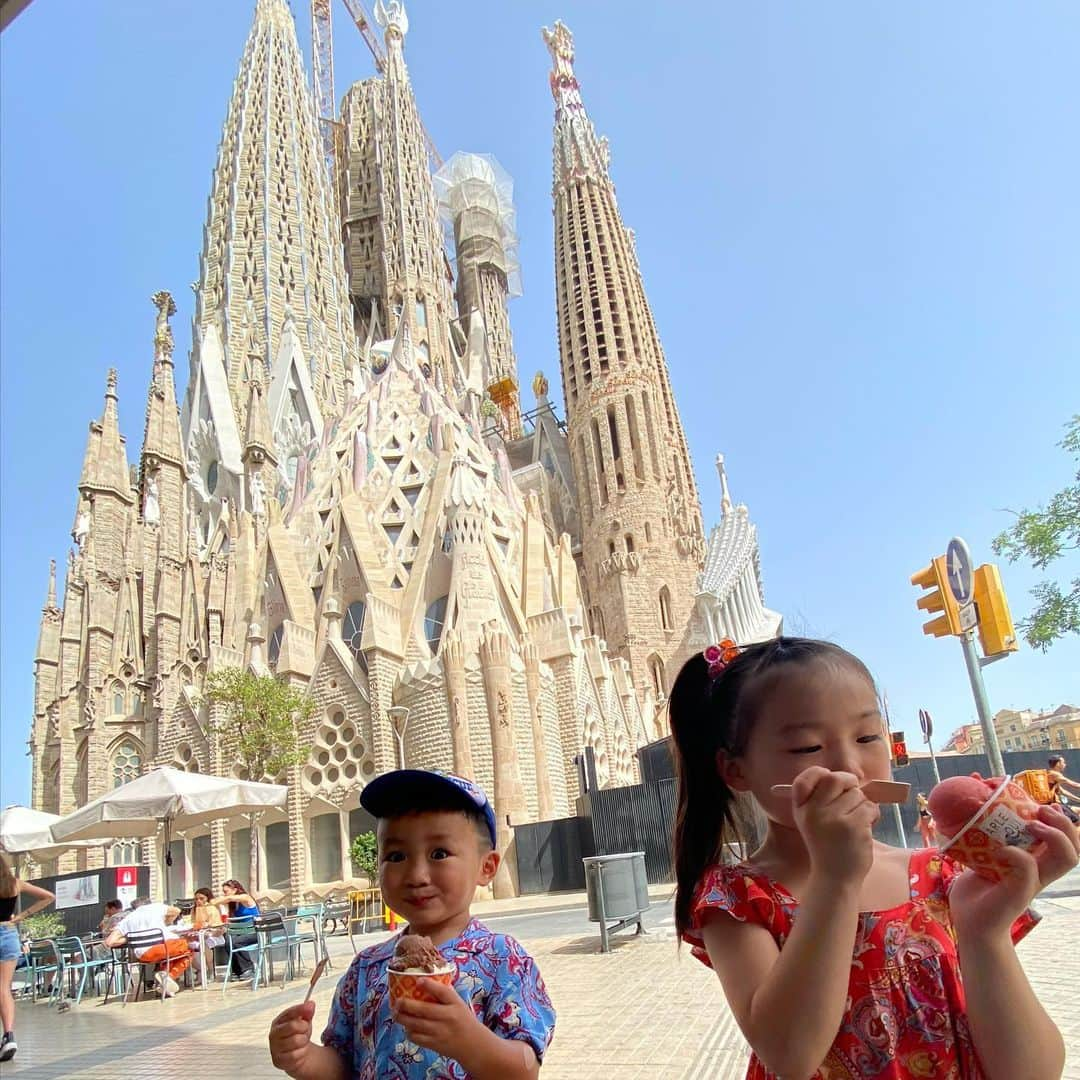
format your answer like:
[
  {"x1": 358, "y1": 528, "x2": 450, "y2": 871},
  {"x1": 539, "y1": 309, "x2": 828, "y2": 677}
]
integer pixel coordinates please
[{"x1": 684, "y1": 848, "x2": 1038, "y2": 1079}]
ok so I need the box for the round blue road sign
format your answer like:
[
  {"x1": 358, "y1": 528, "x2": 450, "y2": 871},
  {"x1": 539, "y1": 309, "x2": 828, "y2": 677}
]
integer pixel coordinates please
[{"x1": 946, "y1": 537, "x2": 973, "y2": 606}]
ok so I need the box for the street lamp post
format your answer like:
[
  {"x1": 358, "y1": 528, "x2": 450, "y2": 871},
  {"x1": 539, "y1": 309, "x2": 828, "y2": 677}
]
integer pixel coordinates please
[{"x1": 388, "y1": 706, "x2": 410, "y2": 769}]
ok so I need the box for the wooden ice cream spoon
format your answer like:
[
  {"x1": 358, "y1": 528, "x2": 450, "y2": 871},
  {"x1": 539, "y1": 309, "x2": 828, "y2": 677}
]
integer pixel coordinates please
[{"x1": 770, "y1": 779, "x2": 911, "y2": 804}]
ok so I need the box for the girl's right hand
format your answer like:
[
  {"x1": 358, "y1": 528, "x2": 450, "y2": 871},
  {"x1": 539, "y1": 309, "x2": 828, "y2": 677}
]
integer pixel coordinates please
[
  {"x1": 269, "y1": 1000, "x2": 317, "y2": 1076},
  {"x1": 791, "y1": 767, "x2": 880, "y2": 884}
]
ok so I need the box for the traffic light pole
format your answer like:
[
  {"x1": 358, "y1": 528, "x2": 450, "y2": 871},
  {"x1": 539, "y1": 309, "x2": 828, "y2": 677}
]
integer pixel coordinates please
[{"x1": 960, "y1": 629, "x2": 1005, "y2": 777}]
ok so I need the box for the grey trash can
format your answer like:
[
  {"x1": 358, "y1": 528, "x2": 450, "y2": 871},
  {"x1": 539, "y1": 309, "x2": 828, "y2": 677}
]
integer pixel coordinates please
[{"x1": 583, "y1": 852, "x2": 649, "y2": 951}]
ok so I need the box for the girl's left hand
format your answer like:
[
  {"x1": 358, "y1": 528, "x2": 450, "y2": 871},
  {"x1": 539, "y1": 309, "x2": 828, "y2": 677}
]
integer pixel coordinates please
[{"x1": 949, "y1": 804, "x2": 1080, "y2": 942}]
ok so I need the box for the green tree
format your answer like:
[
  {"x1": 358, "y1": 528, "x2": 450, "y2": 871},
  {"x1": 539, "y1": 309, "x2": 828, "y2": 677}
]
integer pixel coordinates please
[
  {"x1": 203, "y1": 667, "x2": 316, "y2": 888},
  {"x1": 993, "y1": 415, "x2": 1080, "y2": 651},
  {"x1": 349, "y1": 831, "x2": 378, "y2": 881},
  {"x1": 20, "y1": 911, "x2": 65, "y2": 940}
]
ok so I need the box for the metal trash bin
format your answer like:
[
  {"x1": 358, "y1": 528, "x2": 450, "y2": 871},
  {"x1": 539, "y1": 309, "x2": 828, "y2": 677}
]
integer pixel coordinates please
[{"x1": 583, "y1": 852, "x2": 649, "y2": 952}]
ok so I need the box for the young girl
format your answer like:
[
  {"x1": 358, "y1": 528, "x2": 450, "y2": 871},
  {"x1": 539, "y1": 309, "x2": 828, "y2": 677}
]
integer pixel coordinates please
[{"x1": 671, "y1": 636, "x2": 1079, "y2": 1080}]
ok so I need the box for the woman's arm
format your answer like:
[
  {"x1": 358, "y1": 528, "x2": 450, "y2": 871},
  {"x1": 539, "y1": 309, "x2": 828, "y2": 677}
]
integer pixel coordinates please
[{"x1": 12, "y1": 880, "x2": 55, "y2": 923}]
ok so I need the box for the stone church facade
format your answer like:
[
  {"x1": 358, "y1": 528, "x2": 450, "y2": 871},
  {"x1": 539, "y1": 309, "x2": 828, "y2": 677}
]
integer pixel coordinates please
[{"x1": 28, "y1": 1, "x2": 779, "y2": 901}]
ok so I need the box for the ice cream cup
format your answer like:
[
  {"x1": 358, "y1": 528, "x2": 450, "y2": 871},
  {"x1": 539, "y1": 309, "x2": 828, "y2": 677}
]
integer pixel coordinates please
[
  {"x1": 387, "y1": 964, "x2": 456, "y2": 1007},
  {"x1": 940, "y1": 775, "x2": 1042, "y2": 881}
]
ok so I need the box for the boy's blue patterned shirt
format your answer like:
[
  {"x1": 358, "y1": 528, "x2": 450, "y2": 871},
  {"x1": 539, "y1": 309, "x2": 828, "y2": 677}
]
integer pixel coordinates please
[{"x1": 321, "y1": 918, "x2": 556, "y2": 1079}]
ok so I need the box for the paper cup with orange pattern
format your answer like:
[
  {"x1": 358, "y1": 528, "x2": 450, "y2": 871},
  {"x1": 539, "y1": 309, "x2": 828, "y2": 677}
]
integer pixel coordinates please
[
  {"x1": 387, "y1": 964, "x2": 456, "y2": 1007},
  {"x1": 940, "y1": 776, "x2": 1042, "y2": 881}
]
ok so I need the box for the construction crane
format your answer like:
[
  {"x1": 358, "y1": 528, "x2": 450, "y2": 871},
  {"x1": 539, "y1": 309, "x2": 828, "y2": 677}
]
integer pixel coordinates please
[{"x1": 311, "y1": 0, "x2": 443, "y2": 190}]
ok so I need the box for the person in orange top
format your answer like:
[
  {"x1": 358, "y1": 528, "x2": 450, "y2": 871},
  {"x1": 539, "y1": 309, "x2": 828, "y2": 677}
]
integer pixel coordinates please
[{"x1": 191, "y1": 887, "x2": 226, "y2": 948}]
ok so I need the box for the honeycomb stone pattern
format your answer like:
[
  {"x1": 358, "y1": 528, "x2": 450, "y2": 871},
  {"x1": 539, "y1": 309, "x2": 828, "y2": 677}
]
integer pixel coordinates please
[{"x1": 303, "y1": 708, "x2": 374, "y2": 794}]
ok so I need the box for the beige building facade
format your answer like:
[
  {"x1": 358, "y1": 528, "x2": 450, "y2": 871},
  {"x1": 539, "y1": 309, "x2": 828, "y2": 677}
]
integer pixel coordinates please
[{"x1": 29, "y1": 2, "x2": 779, "y2": 902}]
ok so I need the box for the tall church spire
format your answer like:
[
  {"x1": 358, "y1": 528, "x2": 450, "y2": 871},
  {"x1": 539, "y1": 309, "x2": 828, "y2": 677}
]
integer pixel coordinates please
[
  {"x1": 79, "y1": 369, "x2": 133, "y2": 504},
  {"x1": 341, "y1": 0, "x2": 456, "y2": 381},
  {"x1": 545, "y1": 21, "x2": 705, "y2": 698},
  {"x1": 185, "y1": 0, "x2": 355, "y2": 451}
]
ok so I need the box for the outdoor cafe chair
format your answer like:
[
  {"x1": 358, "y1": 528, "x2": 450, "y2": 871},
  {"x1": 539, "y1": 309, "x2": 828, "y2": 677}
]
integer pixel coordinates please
[
  {"x1": 26, "y1": 938, "x2": 64, "y2": 1005},
  {"x1": 56, "y1": 936, "x2": 114, "y2": 1007},
  {"x1": 251, "y1": 913, "x2": 295, "y2": 990},
  {"x1": 221, "y1": 918, "x2": 263, "y2": 993},
  {"x1": 290, "y1": 904, "x2": 328, "y2": 971},
  {"x1": 114, "y1": 928, "x2": 176, "y2": 1006}
]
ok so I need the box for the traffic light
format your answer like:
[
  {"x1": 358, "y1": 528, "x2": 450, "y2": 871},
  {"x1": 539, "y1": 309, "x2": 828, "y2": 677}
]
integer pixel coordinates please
[
  {"x1": 973, "y1": 563, "x2": 1018, "y2": 656},
  {"x1": 890, "y1": 731, "x2": 909, "y2": 768},
  {"x1": 910, "y1": 555, "x2": 962, "y2": 638}
]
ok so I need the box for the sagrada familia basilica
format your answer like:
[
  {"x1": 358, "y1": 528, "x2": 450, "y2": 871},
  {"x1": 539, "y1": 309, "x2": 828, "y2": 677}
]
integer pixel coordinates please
[{"x1": 28, "y1": 0, "x2": 781, "y2": 899}]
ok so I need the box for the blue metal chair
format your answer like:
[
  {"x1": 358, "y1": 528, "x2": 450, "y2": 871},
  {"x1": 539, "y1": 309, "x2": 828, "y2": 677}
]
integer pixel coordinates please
[
  {"x1": 56, "y1": 936, "x2": 114, "y2": 1006},
  {"x1": 221, "y1": 918, "x2": 262, "y2": 993},
  {"x1": 26, "y1": 939, "x2": 64, "y2": 1005},
  {"x1": 290, "y1": 904, "x2": 327, "y2": 971},
  {"x1": 252, "y1": 913, "x2": 294, "y2": 989}
]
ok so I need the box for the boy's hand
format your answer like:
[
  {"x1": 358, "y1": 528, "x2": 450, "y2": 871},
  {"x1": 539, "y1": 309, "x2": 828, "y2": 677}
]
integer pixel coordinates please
[
  {"x1": 392, "y1": 978, "x2": 479, "y2": 1063},
  {"x1": 269, "y1": 1000, "x2": 317, "y2": 1077},
  {"x1": 950, "y1": 804, "x2": 1080, "y2": 942}
]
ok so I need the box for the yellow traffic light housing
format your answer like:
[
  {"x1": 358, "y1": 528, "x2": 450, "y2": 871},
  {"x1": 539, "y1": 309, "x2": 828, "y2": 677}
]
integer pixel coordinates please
[
  {"x1": 910, "y1": 555, "x2": 962, "y2": 638},
  {"x1": 973, "y1": 563, "x2": 1018, "y2": 656}
]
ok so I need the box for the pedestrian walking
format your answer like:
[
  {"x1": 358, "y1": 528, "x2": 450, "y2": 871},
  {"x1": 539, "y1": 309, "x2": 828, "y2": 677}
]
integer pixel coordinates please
[
  {"x1": 0, "y1": 851, "x2": 56, "y2": 1062},
  {"x1": 669, "y1": 636, "x2": 1079, "y2": 1080},
  {"x1": 915, "y1": 792, "x2": 937, "y2": 848}
]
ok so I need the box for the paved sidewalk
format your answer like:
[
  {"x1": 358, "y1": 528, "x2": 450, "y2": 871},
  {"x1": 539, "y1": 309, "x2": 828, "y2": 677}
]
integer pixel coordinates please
[{"x1": 3, "y1": 900, "x2": 1077, "y2": 1079}]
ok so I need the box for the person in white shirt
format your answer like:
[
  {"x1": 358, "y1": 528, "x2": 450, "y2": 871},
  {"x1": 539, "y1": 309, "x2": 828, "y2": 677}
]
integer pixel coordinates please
[{"x1": 105, "y1": 901, "x2": 191, "y2": 997}]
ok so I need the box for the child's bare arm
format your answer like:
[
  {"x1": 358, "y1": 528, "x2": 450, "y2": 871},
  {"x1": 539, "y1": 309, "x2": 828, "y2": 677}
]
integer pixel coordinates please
[
  {"x1": 952, "y1": 807, "x2": 1078, "y2": 1080},
  {"x1": 701, "y1": 874, "x2": 860, "y2": 1079},
  {"x1": 701, "y1": 768, "x2": 877, "y2": 1079},
  {"x1": 268, "y1": 1002, "x2": 350, "y2": 1080}
]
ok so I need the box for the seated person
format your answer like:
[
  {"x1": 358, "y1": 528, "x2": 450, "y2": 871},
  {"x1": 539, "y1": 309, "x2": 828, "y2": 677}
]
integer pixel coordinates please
[
  {"x1": 191, "y1": 887, "x2": 226, "y2": 951},
  {"x1": 104, "y1": 900, "x2": 191, "y2": 998},
  {"x1": 98, "y1": 899, "x2": 124, "y2": 937},
  {"x1": 92, "y1": 899, "x2": 125, "y2": 959},
  {"x1": 204, "y1": 879, "x2": 260, "y2": 980}
]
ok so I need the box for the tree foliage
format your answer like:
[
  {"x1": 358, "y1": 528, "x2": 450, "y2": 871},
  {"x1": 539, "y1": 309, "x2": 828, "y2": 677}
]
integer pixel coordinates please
[
  {"x1": 203, "y1": 667, "x2": 315, "y2": 780},
  {"x1": 993, "y1": 415, "x2": 1080, "y2": 651},
  {"x1": 349, "y1": 831, "x2": 378, "y2": 880},
  {"x1": 21, "y1": 911, "x2": 66, "y2": 940}
]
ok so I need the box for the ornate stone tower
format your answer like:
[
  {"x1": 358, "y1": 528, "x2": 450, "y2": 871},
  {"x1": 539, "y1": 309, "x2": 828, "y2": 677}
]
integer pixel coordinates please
[
  {"x1": 339, "y1": 0, "x2": 456, "y2": 381},
  {"x1": 182, "y1": 0, "x2": 356, "y2": 539},
  {"x1": 544, "y1": 22, "x2": 706, "y2": 698}
]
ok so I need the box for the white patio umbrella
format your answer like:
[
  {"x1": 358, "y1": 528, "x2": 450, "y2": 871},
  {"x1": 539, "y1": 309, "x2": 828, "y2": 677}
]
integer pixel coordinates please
[
  {"x1": 49, "y1": 767, "x2": 289, "y2": 898},
  {"x1": 0, "y1": 805, "x2": 101, "y2": 863}
]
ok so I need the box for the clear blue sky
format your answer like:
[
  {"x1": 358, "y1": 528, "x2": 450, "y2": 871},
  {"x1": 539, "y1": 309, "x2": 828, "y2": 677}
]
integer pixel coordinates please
[{"x1": 2, "y1": 1, "x2": 1077, "y2": 808}]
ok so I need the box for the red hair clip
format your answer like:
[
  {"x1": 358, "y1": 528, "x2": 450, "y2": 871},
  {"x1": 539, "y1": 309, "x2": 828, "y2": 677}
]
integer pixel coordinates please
[{"x1": 703, "y1": 638, "x2": 740, "y2": 680}]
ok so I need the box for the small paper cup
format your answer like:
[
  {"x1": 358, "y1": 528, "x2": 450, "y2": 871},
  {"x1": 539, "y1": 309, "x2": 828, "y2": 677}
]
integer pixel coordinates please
[
  {"x1": 941, "y1": 776, "x2": 1042, "y2": 881},
  {"x1": 387, "y1": 965, "x2": 455, "y2": 1007}
]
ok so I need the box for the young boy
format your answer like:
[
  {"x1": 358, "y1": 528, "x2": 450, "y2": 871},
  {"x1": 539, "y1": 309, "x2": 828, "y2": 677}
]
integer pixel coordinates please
[{"x1": 268, "y1": 770, "x2": 556, "y2": 1078}]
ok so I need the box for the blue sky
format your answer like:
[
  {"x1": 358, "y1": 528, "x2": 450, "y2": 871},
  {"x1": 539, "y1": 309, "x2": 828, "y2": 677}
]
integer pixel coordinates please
[{"x1": 2, "y1": 1, "x2": 1077, "y2": 808}]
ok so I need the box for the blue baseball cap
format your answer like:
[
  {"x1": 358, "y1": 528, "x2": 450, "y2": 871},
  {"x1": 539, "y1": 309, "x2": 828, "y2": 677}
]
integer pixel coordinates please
[{"x1": 359, "y1": 769, "x2": 498, "y2": 850}]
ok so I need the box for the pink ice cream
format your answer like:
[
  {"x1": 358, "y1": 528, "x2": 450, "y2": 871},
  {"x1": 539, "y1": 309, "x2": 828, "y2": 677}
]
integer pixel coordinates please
[{"x1": 928, "y1": 773, "x2": 1000, "y2": 838}]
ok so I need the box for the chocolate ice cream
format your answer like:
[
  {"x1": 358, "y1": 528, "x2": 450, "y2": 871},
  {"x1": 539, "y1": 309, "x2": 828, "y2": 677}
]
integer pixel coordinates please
[{"x1": 389, "y1": 934, "x2": 446, "y2": 973}]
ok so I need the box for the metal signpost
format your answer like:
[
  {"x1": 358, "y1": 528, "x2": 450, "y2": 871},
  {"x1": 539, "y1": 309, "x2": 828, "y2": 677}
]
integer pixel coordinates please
[
  {"x1": 946, "y1": 538, "x2": 1006, "y2": 778},
  {"x1": 911, "y1": 537, "x2": 1016, "y2": 781},
  {"x1": 919, "y1": 708, "x2": 941, "y2": 787}
]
